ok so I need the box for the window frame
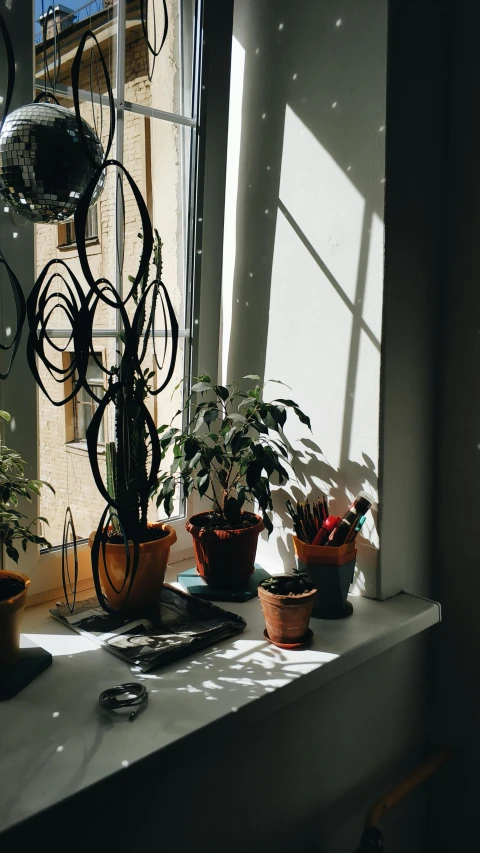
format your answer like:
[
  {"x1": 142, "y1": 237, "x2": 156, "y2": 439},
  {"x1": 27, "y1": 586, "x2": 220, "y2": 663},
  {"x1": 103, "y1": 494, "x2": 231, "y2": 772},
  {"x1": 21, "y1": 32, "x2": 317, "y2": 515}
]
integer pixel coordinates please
[{"x1": 0, "y1": 0, "x2": 234, "y2": 596}]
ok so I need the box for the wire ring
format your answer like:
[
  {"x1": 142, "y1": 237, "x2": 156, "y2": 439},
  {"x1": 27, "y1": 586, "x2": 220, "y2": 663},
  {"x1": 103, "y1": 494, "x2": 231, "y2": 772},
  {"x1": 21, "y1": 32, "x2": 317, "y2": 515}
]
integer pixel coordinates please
[{"x1": 99, "y1": 683, "x2": 148, "y2": 721}]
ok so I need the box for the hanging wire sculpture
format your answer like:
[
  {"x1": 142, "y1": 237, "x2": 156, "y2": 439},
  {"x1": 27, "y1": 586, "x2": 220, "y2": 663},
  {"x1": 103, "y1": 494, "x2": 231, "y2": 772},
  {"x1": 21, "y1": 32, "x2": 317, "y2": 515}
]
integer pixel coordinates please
[
  {"x1": 0, "y1": 6, "x2": 105, "y2": 223},
  {"x1": 0, "y1": 7, "x2": 177, "y2": 614},
  {"x1": 140, "y1": 0, "x2": 169, "y2": 83}
]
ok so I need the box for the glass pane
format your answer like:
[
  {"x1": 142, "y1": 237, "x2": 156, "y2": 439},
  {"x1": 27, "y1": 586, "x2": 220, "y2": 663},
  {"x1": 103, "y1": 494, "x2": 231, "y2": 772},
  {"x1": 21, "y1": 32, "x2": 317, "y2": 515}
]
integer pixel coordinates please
[
  {"x1": 119, "y1": 114, "x2": 190, "y2": 328},
  {"x1": 124, "y1": 0, "x2": 196, "y2": 117},
  {"x1": 35, "y1": 1, "x2": 117, "y2": 98},
  {"x1": 38, "y1": 336, "x2": 117, "y2": 545},
  {"x1": 145, "y1": 337, "x2": 185, "y2": 521}
]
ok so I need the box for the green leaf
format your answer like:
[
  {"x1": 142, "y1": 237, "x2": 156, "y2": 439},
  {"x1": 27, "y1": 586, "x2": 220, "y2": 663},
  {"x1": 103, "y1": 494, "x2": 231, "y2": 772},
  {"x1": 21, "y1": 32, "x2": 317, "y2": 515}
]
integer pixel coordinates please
[
  {"x1": 224, "y1": 427, "x2": 236, "y2": 445},
  {"x1": 217, "y1": 468, "x2": 228, "y2": 487},
  {"x1": 274, "y1": 398, "x2": 300, "y2": 408},
  {"x1": 183, "y1": 476, "x2": 194, "y2": 499},
  {"x1": 227, "y1": 413, "x2": 247, "y2": 424},
  {"x1": 246, "y1": 459, "x2": 263, "y2": 488},
  {"x1": 294, "y1": 407, "x2": 312, "y2": 430},
  {"x1": 204, "y1": 408, "x2": 218, "y2": 425},
  {"x1": 184, "y1": 437, "x2": 199, "y2": 460},
  {"x1": 261, "y1": 410, "x2": 278, "y2": 431},
  {"x1": 262, "y1": 512, "x2": 273, "y2": 536},
  {"x1": 196, "y1": 470, "x2": 210, "y2": 497},
  {"x1": 162, "y1": 477, "x2": 176, "y2": 497},
  {"x1": 0, "y1": 411, "x2": 11, "y2": 422},
  {"x1": 214, "y1": 385, "x2": 230, "y2": 401},
  {"x1": 243, "y1": 374, "x2": 261, "y2": 381},
  {"x1": 191, "y1": 381, "x2": 213, "y2": 393},
  {"x1": 270, "y1": 439, "x2": 289, "y2": 459},
  {"x1": 188, "y1": 451, "x2": 202, "y2": 469}
]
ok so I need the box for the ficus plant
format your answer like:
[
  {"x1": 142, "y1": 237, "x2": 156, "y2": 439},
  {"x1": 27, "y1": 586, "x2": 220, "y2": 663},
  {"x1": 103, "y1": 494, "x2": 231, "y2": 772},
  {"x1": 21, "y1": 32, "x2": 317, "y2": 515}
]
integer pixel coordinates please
[
  {"x1": 153, "y1": 375, "x2": 311, "y2": 533},
  {"x1": 0, "y1": 411, "x2": 53, "y2": 563}
]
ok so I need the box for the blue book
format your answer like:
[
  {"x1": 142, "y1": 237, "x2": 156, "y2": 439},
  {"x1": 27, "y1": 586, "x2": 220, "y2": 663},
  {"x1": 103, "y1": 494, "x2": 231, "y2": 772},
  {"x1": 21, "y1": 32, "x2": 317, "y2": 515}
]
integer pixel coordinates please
[{"x1": 177, "y1": 565, "x2": 270, "y2": 602}]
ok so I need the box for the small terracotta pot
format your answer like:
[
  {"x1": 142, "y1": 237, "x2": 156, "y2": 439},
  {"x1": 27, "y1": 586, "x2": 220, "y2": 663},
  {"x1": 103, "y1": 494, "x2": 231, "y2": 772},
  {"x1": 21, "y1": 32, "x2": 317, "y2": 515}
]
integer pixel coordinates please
[
  {"x1": 88, "y1": 523, "x2": 177, "y2": 611},
  {"x1": 186, "y1": 511, "x2": 264, "y2": 588},
  {"x1": 258, "y1": 578, "x2": 317, "y2": 645},
  {"x1": 0, "y1": 569, "x2": 30, "y2": 668}
]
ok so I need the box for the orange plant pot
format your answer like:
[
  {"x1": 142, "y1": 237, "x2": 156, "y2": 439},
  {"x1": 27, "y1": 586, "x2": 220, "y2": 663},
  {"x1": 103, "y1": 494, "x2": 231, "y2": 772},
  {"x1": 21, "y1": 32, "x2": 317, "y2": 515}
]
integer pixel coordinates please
[
  {"x1": 0, "y1": 570, "x2": 30, "y2": 668},
  {"x1": 88, "y1": 523, "x2": 177, "y2": 611},
  {"x1": 258, "y1": 581, "x2": 317, "y2": 645}
]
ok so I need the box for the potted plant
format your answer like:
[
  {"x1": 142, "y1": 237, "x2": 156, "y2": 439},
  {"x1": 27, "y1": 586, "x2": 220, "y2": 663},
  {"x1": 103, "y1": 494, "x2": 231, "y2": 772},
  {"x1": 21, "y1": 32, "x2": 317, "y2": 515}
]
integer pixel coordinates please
[
  {"x1": 155, "y1": 376, "x2": 311, "y2": 588},
  {"x1": 0, "y1": 411, "x2": 52, "y2": 668},
  {"x1": 258, "y1": 570, "x2": 317, "y2": 648},
  {"x1": 87, "y1": 231, "x2": 177, "y2": 612}
]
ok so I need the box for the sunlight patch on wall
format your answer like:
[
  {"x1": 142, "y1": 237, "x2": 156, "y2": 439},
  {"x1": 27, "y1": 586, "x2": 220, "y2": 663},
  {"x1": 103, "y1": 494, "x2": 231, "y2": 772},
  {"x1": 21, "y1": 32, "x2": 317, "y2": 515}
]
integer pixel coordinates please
[{"x1": 279, "y1": 104, "x2": 365, "y2": 304}]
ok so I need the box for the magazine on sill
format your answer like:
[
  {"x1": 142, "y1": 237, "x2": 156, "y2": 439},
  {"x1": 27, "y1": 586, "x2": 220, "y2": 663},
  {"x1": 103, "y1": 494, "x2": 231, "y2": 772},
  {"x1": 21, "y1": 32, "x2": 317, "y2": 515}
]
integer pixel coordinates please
[{"x1": 50, "y1": 584, "x2": 247, "y2": 672}]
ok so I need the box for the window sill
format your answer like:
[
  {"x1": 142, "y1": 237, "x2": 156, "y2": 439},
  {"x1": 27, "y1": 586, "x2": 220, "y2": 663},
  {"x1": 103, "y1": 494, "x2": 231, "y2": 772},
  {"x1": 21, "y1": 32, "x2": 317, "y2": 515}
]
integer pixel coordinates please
[
  {"x1": 57, "y1": 237, "x2": 100, "y2": 251},
  {"x1": 0, "y1": 560, "x2": 440, "y2": 836},
  {"x1": 66, "y1": 441, "x2": 105, "y2": 457},
  {"x1": 56, "y1": 238, "x2": 101, "y2": 258}
]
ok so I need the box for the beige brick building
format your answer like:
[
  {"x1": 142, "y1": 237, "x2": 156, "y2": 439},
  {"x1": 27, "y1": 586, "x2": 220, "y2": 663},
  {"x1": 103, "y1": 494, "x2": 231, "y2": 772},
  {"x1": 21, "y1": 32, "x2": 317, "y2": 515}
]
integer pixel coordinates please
[{"x1": 35, "y1": 0, "x2": 186, "y2": 543}]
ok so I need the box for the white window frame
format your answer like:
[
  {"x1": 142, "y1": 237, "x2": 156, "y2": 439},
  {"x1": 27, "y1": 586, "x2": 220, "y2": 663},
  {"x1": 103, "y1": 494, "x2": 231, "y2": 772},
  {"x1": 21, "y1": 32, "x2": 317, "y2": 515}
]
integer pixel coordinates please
[{"x1": 0, "y1": 0, "x2": 234, "y2": 601}]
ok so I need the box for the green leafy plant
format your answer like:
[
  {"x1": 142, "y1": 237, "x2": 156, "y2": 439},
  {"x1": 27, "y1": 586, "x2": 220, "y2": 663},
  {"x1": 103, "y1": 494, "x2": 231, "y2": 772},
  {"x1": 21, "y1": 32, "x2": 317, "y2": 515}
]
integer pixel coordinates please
[
  {"x1": 153, "y1": 375, "x2": 311, "y2": 534},
  {"x1": 0, "y1": 411, "x2": 53, "y2": 563}
]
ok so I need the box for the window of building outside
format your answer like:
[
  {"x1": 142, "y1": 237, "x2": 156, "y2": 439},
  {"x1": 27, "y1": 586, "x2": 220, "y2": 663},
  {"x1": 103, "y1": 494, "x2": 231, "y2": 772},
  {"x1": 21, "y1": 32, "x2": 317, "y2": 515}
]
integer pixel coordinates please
[
  {"x1": 71, "y1": 354, "x2": 105, "y2": 445},
  {"x1": 34, "y1": 0, "x2": 199, "y2": 552},
  {"x1": 58, "y1": 204, "x2": 99, "y2": 247}
]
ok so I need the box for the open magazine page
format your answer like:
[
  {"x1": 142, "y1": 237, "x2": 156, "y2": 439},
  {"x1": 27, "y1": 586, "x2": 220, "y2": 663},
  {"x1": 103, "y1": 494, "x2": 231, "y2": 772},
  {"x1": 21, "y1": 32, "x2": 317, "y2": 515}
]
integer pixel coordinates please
[{"x1": 50, "y1": 585, "x2": 246, "y2": 672}]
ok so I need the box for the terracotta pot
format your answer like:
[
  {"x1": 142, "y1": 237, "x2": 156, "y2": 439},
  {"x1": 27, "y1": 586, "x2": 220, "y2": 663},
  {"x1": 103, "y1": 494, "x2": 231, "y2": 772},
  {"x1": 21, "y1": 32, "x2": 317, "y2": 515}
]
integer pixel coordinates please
[
  {"x1": 0, "y1": 569, "x2": 30, "y2": 668},
  {"x1": 88, "y1": 523, "x2": 177, "y2": 611},
  {"x1": 258, "y1": 578, "x2": 317, "y2": 645},
  {"x1": 186, "y1": 511, "x2": 264, "y2": 588}
]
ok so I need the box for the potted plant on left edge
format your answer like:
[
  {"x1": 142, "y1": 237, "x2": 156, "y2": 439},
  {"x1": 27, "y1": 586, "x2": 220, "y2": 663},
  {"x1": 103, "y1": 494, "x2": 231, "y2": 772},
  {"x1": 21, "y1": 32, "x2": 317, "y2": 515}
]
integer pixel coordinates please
[{"x1": 0, "y1": 411, "x2": 53, "y2": 668}]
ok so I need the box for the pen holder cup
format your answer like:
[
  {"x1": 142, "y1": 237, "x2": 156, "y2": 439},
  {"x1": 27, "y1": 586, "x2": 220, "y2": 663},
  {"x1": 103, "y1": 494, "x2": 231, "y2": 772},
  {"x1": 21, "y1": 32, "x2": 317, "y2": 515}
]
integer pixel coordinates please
[{"x1": 293, "y1": 537, "x2": 356, "y2": 619}]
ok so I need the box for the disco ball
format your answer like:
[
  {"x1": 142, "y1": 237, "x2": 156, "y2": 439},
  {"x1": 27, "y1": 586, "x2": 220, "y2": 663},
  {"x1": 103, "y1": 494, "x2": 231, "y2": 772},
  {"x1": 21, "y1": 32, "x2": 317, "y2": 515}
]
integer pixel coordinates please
[{"x1": 0, "y1": 102, "x2": 105, "y2": 224}]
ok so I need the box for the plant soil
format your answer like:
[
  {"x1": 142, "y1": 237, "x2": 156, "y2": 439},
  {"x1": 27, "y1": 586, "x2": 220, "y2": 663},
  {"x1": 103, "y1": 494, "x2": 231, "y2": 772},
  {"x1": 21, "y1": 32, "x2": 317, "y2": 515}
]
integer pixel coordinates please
[
  {"x1": 193, "y1": 511, "x2": 259, "y2": 532},
  {"x1": 0, "y1": 576, "x2": 25, "y2": 602},
  {"x1": 260, "y1": 574, "x2": 314, "y2": 597},
  {"x1": 106, "y1": 525, "x2": 169, "y2": 545}
]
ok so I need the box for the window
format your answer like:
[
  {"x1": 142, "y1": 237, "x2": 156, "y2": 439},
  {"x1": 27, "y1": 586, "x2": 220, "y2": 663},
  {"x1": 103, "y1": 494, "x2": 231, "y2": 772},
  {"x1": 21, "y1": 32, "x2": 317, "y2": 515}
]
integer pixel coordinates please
[
  {"x1": 71, "y1": 355, "x2": 105, "y2": 445},
  {"x1": 58, "y1": 204, "x2": 99, "y2": 248},
  {"x1": 32, "y1": 0, "x2": 204, "y2": 554}
]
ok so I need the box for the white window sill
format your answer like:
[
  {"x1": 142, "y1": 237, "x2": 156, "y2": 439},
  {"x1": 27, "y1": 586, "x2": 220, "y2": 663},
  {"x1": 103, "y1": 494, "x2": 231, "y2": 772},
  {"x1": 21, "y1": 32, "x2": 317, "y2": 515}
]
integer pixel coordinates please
[
  {"x1": 0, "y1": 559, "x2": 440, "y2": 835},
  {"x1": 65, "y1": 441, "x2": 105, "y2": 457}
]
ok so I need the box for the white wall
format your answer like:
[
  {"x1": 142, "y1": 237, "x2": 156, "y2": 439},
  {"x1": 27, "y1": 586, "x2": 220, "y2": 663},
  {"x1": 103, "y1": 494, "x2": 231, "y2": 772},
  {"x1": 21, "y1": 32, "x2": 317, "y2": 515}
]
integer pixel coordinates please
[{"x1": 222, "y1": 0, "x2": 386, "y2": 597}]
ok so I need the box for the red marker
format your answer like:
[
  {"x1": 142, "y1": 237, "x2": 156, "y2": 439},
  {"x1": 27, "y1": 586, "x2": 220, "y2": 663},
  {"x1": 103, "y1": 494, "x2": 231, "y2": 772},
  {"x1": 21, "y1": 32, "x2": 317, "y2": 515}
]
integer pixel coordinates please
[{"x1": 311, "y1": 516, "x2": 342, "y2": 546}]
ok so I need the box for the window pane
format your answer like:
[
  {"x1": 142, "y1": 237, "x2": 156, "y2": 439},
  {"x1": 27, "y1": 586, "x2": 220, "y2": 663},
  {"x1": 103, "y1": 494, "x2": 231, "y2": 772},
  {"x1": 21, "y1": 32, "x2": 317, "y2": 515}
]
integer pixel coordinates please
[
  {"x1": 35, "y1": 1, "x2": 117, "y2": 98},
  {"x1": 124, "y1": 0, "x2": 196, "y2": 118},
  {"x1": 120, "y1": 112, "x2": 191, "y2": 327},
  {"x1": 38, "y1": 337, "x2": 116, "y2": 545}
]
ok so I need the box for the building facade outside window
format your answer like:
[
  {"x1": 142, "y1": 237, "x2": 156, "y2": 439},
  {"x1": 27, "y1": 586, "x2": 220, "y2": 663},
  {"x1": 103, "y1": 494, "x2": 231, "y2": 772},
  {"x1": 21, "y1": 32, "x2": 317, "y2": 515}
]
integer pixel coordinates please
[{"x1": 34, "y1": 0, "x2": 199, "y2": 544}]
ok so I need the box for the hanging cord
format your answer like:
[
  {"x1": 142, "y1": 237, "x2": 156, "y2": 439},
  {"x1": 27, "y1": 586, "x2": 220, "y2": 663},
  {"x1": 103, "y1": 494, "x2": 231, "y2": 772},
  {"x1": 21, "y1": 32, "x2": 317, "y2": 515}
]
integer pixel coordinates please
[{"x1": 99, "y1": 683, "x2": 148, "y2": 721}]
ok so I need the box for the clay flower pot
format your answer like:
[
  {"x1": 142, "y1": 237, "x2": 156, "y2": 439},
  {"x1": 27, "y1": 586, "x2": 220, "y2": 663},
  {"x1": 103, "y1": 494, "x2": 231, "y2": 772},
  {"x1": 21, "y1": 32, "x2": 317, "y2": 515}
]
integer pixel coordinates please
[
  {"x1": 0, "y1": 569, "x2": 30, "y2": 668},
  {"x1": 186, "y1": 511, "x2": 264, "y2": 588},
  {"x1": 88, "y1": 523, "x2": 177, "y2": 611},
  {"x1": 258, "y1": 576, "x2": 317, "y2": 647}
]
